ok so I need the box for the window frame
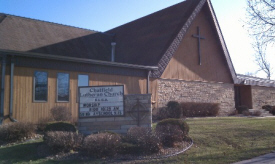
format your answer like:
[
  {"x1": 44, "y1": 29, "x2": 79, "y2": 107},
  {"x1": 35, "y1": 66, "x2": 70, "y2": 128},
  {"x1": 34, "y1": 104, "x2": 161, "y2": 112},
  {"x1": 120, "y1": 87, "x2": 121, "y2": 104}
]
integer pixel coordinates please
[
  {"x1": 33, "y1": 71, "x2": 48, "y2": 102},
  {"x1": 56, "y1": 72, "x2": 70, "y2": 103}
]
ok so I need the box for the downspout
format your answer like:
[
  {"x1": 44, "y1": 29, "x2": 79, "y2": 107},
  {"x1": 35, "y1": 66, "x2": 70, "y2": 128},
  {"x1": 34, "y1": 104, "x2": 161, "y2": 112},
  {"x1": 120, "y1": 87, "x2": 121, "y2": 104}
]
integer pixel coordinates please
[
  {"x1": 111, "y1": 34, "x2": 116, "y2": 62},
  {"x1": 0, "y1": 55, "x2": 6, "y2": 124},
  {"x1": 9, "y1": 55, "x2": 17, "y2": 122},
  {"x1": 111, "y1": 42, "x2": 116, "y2": 62},
  {"x1": 147, "y1": 70, "x2": 151, "y2": 94}
]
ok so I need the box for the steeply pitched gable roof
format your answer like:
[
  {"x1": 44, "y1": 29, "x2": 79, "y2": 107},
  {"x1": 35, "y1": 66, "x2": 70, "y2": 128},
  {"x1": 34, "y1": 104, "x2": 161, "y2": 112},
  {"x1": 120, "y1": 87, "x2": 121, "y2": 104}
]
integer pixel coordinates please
[
  {"x1": 0, "y1": 0, "x2": 238, "y2": 82},
  {"x1": 106, "y1": 0, "x2": 202, "y2": 66},
  {"x1": 106, "y1": 0, "x2": 237, "y2": 81}
]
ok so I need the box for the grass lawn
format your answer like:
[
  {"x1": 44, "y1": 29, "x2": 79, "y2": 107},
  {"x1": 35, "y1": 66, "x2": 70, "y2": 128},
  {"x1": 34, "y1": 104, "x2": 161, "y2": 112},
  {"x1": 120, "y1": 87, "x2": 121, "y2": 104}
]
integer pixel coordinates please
[
  {"x1": 0, "y1": 138, "x2": 49, "y2": 164},
  {"x1": 0, "y1": 117, "x2": 275, "y2": 164},
  {"x1": 163, "y1": 117, "x2": 275, "y2": 164}
]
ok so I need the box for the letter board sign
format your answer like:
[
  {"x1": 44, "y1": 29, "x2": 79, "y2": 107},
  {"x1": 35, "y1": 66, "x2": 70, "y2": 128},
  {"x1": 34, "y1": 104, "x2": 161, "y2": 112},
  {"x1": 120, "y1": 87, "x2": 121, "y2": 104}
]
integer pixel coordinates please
[{"x1": 78, "y1": 85, "x2": 124, "y2": 117}]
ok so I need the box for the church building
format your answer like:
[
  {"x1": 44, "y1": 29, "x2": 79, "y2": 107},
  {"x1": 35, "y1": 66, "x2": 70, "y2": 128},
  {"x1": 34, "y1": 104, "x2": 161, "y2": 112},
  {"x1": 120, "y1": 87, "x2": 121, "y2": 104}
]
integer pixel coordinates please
[{"x1": 1, "y1": 0, "x2": 275, "y2": 124}]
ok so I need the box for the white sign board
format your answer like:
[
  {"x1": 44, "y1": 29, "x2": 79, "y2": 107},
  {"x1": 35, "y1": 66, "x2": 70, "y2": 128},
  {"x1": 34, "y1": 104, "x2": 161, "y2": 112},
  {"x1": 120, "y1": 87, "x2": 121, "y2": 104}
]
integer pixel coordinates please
[{"x1": 78, "y1": 85, "x2": 124, "y2": 117}]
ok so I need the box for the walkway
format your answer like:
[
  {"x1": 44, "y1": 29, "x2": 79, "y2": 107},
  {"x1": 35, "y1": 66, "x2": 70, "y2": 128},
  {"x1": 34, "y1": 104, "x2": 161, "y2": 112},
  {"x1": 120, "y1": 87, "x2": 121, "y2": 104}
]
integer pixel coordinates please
[{"x1": 233, "y1": 152, "x2": 275, "y2": 164}]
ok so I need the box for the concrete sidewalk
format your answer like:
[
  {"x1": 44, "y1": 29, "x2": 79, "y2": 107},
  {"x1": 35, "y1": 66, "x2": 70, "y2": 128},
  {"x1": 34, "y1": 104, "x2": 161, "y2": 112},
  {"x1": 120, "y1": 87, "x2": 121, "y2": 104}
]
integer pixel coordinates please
[{"x1": 233, "y1": 152, "x2": 275, "y2": 164}]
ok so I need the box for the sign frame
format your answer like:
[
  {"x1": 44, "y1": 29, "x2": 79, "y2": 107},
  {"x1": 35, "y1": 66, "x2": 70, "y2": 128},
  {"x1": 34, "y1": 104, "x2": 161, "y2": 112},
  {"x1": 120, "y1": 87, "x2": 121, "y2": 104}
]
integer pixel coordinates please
[{"x1": 78, "y1": 85, "x2": 125, "y2": 118}]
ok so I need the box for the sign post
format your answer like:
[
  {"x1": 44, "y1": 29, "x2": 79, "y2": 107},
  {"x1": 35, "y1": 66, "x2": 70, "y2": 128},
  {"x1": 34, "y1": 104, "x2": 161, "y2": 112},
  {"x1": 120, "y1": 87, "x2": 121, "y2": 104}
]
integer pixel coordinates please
[{"x1": 78, "y1": 85, "x2": 124, "y2": 118}]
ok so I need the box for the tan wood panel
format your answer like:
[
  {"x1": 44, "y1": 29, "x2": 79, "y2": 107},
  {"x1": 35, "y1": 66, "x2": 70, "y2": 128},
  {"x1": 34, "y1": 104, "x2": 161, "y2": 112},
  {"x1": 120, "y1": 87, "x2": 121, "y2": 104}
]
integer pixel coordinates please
[
  {"x1": 3, "y1": 66, "x2": 149, "y2": 123},
  {"x1": 3, "y1": 67, "x2": 10, "y2": 124},
  {"x1": 150, "y1": 78, "x2": 158, "y2": 109},
  {"x1": 161, "y1": 7, "x2": 233, "y2": 84}
]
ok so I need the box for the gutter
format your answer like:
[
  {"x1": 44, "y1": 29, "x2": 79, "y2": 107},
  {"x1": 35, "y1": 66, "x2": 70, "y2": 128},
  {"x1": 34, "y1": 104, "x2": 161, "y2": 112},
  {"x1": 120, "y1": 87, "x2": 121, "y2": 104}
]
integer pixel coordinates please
[
  {"x1": 236, "y1": 74, "x2": 275, "y2": 88},
  {"x1": 0, "y1": 49, "x2": 158, "y2": 71},
  {"x1": 9, "y1": 55, "x2": 17, "y2": 122},
  {"x1": 111, "y1": 42, "x2": 116, "y2": 62},
  {"x1": 0, "y1": 55, "x2": 6, "y2": 124}
]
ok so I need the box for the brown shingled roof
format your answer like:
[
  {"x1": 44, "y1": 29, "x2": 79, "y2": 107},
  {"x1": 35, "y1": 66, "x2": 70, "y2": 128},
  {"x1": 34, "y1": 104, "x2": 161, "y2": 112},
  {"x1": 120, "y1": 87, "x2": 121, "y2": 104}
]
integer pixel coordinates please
[
  {"x1": 0, "y1": 13, "x2": 112, "y2": 61},
  {"x1": 107, "y1": 0, "x2": 202, "y2": 66},
  {"x1": 0, "y1": 0, "x2": 238, "y2": 82},
  {"x1": 0, "y1": 0, "x2": 203, "y2": 65}
]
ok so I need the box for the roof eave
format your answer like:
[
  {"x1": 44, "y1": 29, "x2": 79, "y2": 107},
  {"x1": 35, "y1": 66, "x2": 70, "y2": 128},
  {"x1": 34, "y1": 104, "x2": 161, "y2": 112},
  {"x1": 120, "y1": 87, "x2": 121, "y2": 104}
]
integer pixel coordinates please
[
  {"x1": 236, "y1": 74, "x2": 275, "y2": 87},
  {"x1": 0, "y1": 49, "x2": 158, "y2": 71}
]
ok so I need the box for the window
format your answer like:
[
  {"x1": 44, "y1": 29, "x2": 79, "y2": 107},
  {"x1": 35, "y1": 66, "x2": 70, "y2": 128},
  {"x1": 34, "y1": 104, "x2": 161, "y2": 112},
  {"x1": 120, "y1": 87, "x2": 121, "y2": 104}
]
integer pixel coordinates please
[
  {"x1": 77, "y1": 75, "x2": 89, "y2": 102},
  {"x1": 57, "y1": 73, "x2": 69, "y2": 102},
  {"x1": 33, "y1": 71, "x2": 48, "y2": 102},
  {"x1": 78, "y1": 74, "x2": 89, "y2": 87}
]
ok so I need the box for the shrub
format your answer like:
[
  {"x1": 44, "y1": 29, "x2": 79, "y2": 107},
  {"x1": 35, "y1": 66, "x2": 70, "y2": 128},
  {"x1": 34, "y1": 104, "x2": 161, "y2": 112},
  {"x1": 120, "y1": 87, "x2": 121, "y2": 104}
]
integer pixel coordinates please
[
  {"x1": 156, "y1": 124, "x2": 184, "y2": 147},
  {"x1": 37, "y1": 117, "x2": 54, "y2": 132},
  {"x1": 262, "y1": 105, "x2": 273, "y2": 111},
  {"x1": 0, "y1": 122, "x2": 36, "y2": 142},
  {"x1": 44, "y1": 121, "x2": 76, "y2": 133},
  {"x1": 181, "y1": 102, "x2": 220, "y2": 117},
  {"x1": 252, "y1": 110, "x2": 262, "y2": 116},
  {"x1": 156, "y1": 118, "x2": 189, "y2": 136},
  {"x1": 270, "y1": 106, "x2": 275, "y2": 115},
  {"x1": 50, "y1": 106, "x2": 72, "y2": 122},
  {"x1": 242, "y1": 110, "x2": 262, "y2": 117},
  {"x1": 82, "y1": 132, "x2": 122, "y2": 157},
  {"x1": 156, "y1": 118, "x2": 189, "y2": 147},
  {"x1": 154, "y1": 107, "x2": 170, "y2": 120},
  {"x1": 228, "y1": 110, "x2": 238, "y2": 116},
  {"x1": 119, "y1": 142, "x2": 140, "y2": 155},
  {"x1": 125, "y1": 127, "x2": 161, "y2": 154},
  {"x1": 262, "y1": 105, "x2": 275, "y2": 115},
  {"x1": 167, "y1": 101, "x2": 182, "y2": 118},
  {"x1": 44, "y1": 131, "x2": 83, "y2": 152},
  {"x1": 242, "y1": 110, "x2": 250, "y2": 116},
  {"x1": 236, "y1": 105, "x2": 249, "y2": 114},
  {"x1": 154, "y1": 102, "x2": 183, "y2": 120}
]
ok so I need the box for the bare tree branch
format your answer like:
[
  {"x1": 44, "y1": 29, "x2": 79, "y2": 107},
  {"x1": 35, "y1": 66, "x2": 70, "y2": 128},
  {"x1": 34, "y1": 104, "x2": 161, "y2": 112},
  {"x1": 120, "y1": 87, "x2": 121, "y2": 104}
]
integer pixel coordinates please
[
  {"x1": 252, "y1": 38, "x2": 272, "y2": 79},
  {"x1": 245, "y1": 0, "x2": 274, "y2": 79},
  {"x1": 246, "y1": 0, "x2": 275, "y2": 44},
  {"x1": 263, "y1": 0, "x2": 275, "y2": 10}
]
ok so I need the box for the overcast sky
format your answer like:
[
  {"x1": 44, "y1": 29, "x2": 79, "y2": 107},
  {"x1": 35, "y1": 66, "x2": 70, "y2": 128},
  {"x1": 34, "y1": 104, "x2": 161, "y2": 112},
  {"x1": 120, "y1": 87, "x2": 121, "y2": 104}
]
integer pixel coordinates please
[{"x1": 0, "y1": 0, "x2": 272, "y2": 79}]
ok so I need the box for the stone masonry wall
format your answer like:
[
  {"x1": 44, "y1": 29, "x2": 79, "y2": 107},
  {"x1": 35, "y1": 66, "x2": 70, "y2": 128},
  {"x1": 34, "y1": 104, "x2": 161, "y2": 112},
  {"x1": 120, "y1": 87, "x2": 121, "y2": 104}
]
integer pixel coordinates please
[
  {"x1": 158, "y1": 79, "x2": 235, "y2": 116},
  {"x1": 252, "y1": 86, "x2": 275, "y2": 109},
  {"x1": 78, "y1": 94, "x2": 152, "y2": 135}
]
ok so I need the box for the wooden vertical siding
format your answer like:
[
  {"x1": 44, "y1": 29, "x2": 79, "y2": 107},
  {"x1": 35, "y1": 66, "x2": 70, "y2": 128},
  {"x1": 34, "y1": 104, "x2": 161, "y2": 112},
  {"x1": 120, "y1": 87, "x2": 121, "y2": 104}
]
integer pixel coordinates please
[
  {"x1": 161, "y1": 6, "x2": 233, "y2": 84},
  {"x1": 2, "y1": 66, "x2": 157, "y2": 124},
  {"x1": 150, "y1": 78, "x2": 158, "y2": 109}
]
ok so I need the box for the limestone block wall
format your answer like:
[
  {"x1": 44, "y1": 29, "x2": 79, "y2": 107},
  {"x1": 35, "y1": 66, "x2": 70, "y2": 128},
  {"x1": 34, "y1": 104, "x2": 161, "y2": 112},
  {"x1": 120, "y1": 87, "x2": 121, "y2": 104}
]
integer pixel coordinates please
[
  {"x1": 157, "y1": 79, "x2": 235, "y2": 116},
  {"x1": 78, "y1": 94, "x2": 152, "y2": 135},
  {"x1": 252, "y1": 86, "x2": 275, "y2": 109}
]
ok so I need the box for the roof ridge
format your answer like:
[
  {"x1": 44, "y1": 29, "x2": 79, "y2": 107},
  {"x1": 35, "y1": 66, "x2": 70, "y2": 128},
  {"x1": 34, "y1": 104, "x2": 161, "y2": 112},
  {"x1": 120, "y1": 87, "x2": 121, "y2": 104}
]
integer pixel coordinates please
[
  {"x1": 0, "y1": 12, "x2": 101, "y2": 33},
  {"x1": 0, "y1": 13, "x2": 7, "y2": 24}
]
